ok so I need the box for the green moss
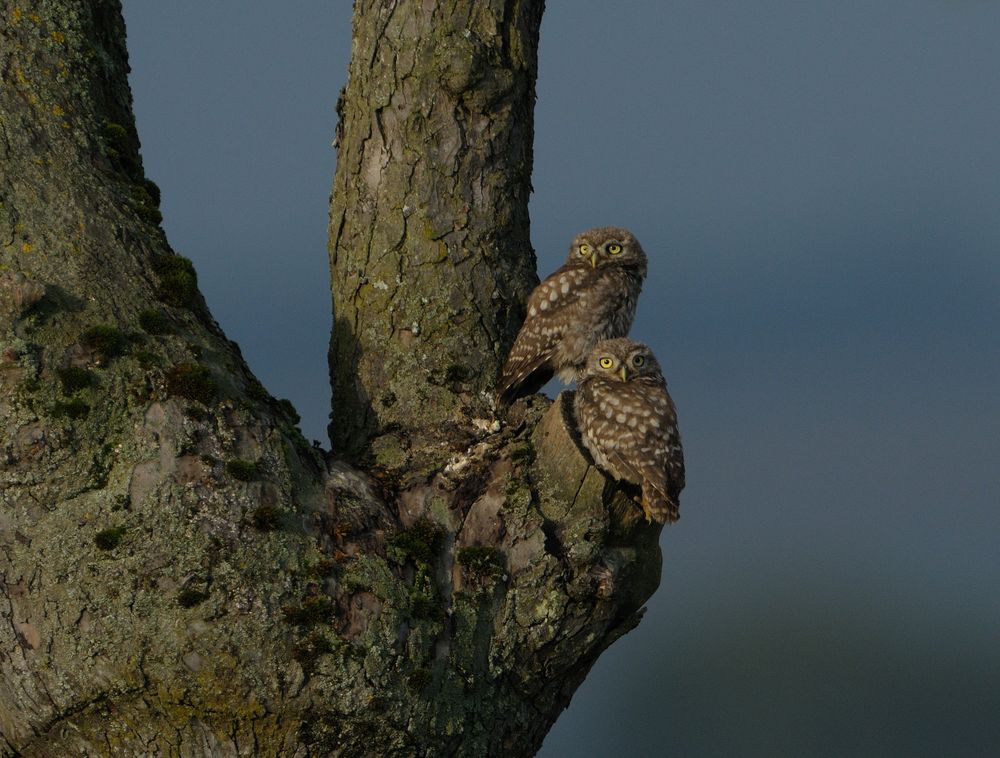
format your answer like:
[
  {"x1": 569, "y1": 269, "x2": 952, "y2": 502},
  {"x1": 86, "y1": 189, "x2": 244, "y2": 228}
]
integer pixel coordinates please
[
  {"x1": 80, "y1": 324, "x2": 128, "y2": 362},
  {"x1": 444, "y1": 364, "x2": 473, "y2": 384},
  {"x1": 131, "y1": 184, "x2": 162, "y2": 225},
  {"x1": 283, "y1": 595, "x2": 335, "y2": 627},
  {"x1": 138, "y1": 308, "x2": 172, "y2": 334},
  {"x1": 94, "y1": 526, "x2": 125, "y2": 551},
  {"x1": 135, "y1": 350, "x2": 161, "y2": 369},
  {"x1": 199, "y1": 453, "x2": 218, "y2": 466},
  {"x1": 56, "y1": 366, "x2": 94, "y2": 393},
  {"x1": 307, "y1": 559, "x2": 337, "y2": 579},
  {"x1": 292, "y1": 632, "x2": 336, "y2": 674},
  {"x1": 165, "y1": 362, "x2": 217, "y2": 403},
  {"x1": 406, "y1": 666, "x2": 432, "y2": 692},
  {"x1": 153, "y1": 253, "x2": 200, "y2": 309},
  {"x1": 184, "y1": 405, "x2": 211, "y2": 422},
  {"x1": 276, "y1": 398, "x2": 301, "y2": 424},
  {"x1": 409, "y1": 591, "x2": 443, "y2": 621},
  {"x1": 141, "y1": 178, "x2": 162, "y2": 207},
  {"x1": 250, "y1": 504, "x2": 282, "y2": 531},
  {"x1": 52, "y1": 398, "x2": 90, "y2": 419},
  {"x1": 177, "y1": 588, "x2": 209, "y2": 608},
  {"x1": 456, "y1": 546, "x2": 505, "y2": 579},
  {"x1": 102, "y1": 119, "x2": 140, "y2": 177},
  {"x1": 246, "y1": 378, "x2": 269, "y2": 402},
  {"x1": 509, "y1": 442, "x2": 535, "y2": 464},
  {"x1": 226, "y1": 458, "x2": 259, "y2": 482},
  {"x1": 388, "y1": 517, "x2": 445, "y2": 564}
]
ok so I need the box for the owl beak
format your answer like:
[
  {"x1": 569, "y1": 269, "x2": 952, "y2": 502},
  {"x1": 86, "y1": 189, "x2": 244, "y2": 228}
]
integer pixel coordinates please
[
  {"x1": 590, "y1": 252, "x2": 598, "y2": 268},
  {"x1": 619, "y1": 366, "x2": 628, "y2": 381}
]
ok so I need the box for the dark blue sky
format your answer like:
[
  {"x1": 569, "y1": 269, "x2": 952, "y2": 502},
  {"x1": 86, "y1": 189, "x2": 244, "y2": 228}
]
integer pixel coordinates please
[{"x1": 123, "y1": 2, "x2": 1000, "y2": 755}]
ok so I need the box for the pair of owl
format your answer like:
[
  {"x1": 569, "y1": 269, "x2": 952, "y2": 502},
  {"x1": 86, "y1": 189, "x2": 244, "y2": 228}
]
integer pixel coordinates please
[{"x1": 498, "y1": 227, "x2": 684, "y2": 524}]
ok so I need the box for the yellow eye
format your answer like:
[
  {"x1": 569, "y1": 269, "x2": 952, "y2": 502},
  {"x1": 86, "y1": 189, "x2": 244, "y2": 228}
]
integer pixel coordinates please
[
  {"x1": 632, "y1": 355, "x2": 645, "y2": 367},
  {"x1": 579, "y1": 244, "x2": 591, "y2": 256},
  {"x1": 608, "y1": 243, "x2": 623, "y2": 255},
  {"x1": 599, "y1": 357, "x2": 614, "y2": 369}
]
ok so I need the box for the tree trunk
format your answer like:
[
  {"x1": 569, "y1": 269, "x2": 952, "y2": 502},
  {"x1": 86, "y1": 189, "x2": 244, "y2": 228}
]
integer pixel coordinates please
[
  {"x1": 1, "y1": 2, "x2": 665, "y2": 756},
  {"x1": 328, "y1": 0, "x2": 539, "y2": 458}
]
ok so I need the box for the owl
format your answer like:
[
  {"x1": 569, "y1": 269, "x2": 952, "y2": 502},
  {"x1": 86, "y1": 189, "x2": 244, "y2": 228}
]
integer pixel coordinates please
[
  {"x1": 497, "y1": 227, "x2": 647, "y2": 404},
  {"x1": 573, "y1": 339, "x2": 684, "y2": 524}
]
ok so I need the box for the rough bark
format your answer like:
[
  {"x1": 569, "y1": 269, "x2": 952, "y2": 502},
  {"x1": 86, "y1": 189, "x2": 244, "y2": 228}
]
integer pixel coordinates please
[
  {"x1": 328, "y1": 0, "x2": 540, "y2": 458},
  {"x1": 1, "y1": 2, "x2": 665, "y2": 755}
]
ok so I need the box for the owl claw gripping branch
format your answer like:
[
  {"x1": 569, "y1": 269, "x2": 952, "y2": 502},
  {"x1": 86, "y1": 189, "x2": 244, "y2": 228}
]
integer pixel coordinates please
[{"x1": 498, "y1": 228, "x2": 685, "y2": 525}]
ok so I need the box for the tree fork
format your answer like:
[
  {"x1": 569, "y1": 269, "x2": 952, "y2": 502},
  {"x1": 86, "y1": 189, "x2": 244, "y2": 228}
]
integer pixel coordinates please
[{"x1": 2, "y1": 3, "x2": 666, "y2": 755}]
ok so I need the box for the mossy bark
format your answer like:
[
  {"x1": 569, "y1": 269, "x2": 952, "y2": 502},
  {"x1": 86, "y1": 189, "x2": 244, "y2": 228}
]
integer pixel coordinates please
[
  {"x1": 1, "y1": 2, "x2": 666, "y2": 756},
  {"x1": 327, "y1": 0, "x2": 541, "y2": 458}
]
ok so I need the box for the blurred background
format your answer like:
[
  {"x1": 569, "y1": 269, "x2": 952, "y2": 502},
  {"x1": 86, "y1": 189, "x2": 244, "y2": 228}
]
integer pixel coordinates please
[{"x1": 122, "y1": 2, "x2": 1000, "y2": 755}]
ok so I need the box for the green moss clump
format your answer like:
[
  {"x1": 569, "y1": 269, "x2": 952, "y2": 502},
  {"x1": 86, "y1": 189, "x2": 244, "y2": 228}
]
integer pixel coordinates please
[
  {"x1": 276, "y1": 398, "x2": 301, "y2": 424},
  {"x1": 246, "y1": 379, "x2": 269, "y2": 402},
  {"x1": 283, "y1": 595, "x2": 335, "y2": 627},
  {"x1": 388, "y1": 518, "x2": 445, "y2": 564},
  {"x1": 81, "y1": 324, "x2": 128, "y2": 362},
  {"x1": 250, "y1": 504, "x2": 282, "y2": 531},
  {"x1": 177, "y1": 588, "x2": 209, "y2": 608},
  {"x1": 292, "y1": 632, "x2": 336, "y2": 674},
  {"x1": 102, "y1": 120, "x2": 140, "y2": 177},
  {"x1": 509, "y1": 442, "x2": 535, "y2": 464},
  {"x1": 138, "y1": 308, "x2": 172, "y2": 334},
  {"x1": 406, "y1": 667, "x2": 432, "y2": 692},
  {"x1": 52, "y1": 398, "x2": 90, "y2": 419},
  {"x1": 153, "y1": 253, "x2": 200, "y2": 309},
  {"x1": 307, "y1": 559, "x2": 337, "y2": 579},
  {"x1": 131, "y1": 184, "x2": 162, "y2": 225},
  {"x1": 226, "y1": 458, "x2": 259, "y2": 482},
  {"x1": 141, "y1": 178, "x2": 161, "y2": 207},
  {"x1": 456, "y1": 545, "x2": 506, "y2": 579},
  {"x1": 56, "y1": 366, "x2": 94, "y2": 394},
  {"x1": 94, "y1": 526, "x2": 125, "y2": 551},
  {"x1": 444, "y1": 364, "x2": 472, "y2": 385},
  {"x1": 165, "y1": 362, "x2": 217, "y2": 403},
  {"x1": 409, "y1": 591, "x2": 443, "y2": 621},
  {"x1": 135, "y1": 350, "x2": 161, "y2": 369}
]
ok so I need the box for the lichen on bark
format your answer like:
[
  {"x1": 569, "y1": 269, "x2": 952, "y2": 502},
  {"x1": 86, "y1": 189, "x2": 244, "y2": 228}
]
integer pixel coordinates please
[
  {"x1": 328, "y1": 0, "x2": 541, "y2": 458},
  {"x1": 1, "y1": 2, "x2": 668, "y2": 755}
]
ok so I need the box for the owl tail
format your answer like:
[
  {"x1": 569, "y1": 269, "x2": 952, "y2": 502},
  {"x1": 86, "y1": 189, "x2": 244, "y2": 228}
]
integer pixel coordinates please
[{"x1": 641, "y1": 489, "x2": 679, "y2": 525}]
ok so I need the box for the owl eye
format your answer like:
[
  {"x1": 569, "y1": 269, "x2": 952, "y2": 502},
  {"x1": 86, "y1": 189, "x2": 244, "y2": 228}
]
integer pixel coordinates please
[
  {"x1": 607, "y1": 243, "x2": 623, "y2": 255},
  {"x1": 632, "y1": 355, "x2": 645, "y2": 367},
  {"x1": 579, "y1": 244, "x2": 591, "y2": 256},
  {"x1": 599, "y1": 357, "x2": 614, "y2": 369}
]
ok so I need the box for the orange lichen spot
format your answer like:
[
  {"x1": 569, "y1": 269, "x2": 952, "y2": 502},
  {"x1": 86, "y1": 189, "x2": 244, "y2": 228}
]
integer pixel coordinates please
[
  {"x1": 52, "y1": 104, "x2": 64, "y2": 117},
  {"x1": 11, "y1": 8, "x2": 22, "y2": 24},
  {"x1": 50, "y1": 31, "x2": 66, "y2": 44},
  {"x1": 29, "y1": 13, "x2": 41, "y2": 23},
  {"x1": 21, "y1": 243, "x2": 32, "y2": 254}
]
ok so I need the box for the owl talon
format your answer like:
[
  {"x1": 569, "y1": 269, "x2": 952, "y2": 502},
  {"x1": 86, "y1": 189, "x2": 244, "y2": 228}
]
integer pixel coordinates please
[{"x1": 640, "y1": 499, "x2": 653, "y2": 524}]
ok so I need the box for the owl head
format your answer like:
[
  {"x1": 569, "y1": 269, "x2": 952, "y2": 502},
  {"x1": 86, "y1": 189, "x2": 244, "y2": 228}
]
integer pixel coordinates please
[
  {"x1": 565, "y1": 226, "x2": 648, "y2": 274},
  {"x1": 580, "y1": 338, "x2": 663, "y2": 382}
]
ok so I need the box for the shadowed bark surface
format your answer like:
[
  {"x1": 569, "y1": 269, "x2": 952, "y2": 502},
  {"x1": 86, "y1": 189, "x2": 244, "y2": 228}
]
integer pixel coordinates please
[{"x1": 1, "y1": 2, "x2": 666, "y2": 755}]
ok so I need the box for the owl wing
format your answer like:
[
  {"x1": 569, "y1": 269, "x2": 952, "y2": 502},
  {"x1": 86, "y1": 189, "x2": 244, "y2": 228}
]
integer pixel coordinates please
[
  {"x1": 604, "y1": 387, "x2": 685, "y2": 522},
  {"x1": 498, "y1": 265, "x2": 590, "y2": 404}
]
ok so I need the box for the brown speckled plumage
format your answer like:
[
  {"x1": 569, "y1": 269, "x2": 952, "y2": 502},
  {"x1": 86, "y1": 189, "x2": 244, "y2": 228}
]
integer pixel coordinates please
[
  {"x1": 574, "y1": 339, "x2": 684, "y2": 524},
  {"x1": 497, "y1": 227, "x2": 646, "y2": 404}
]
